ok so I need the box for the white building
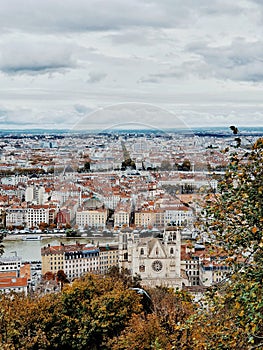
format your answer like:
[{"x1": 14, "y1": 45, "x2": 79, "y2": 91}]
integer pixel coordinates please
[
  {"x1": 0, "y1": 277, "x2": 28, "y2": 295},
  {"x1": 64, "y1": 245, "x2": 100, "y2": 279},
  {"x1": 27, "y1": 205, "x2": 49, "y2": 228},
  {"x1": 0, "y1": 256, "x2": 22, "y2": 273},
  {"x1": 0, "y1": 256, "x2": 28, "y2": 295},
  {"x1": 25, "y1": 185, "x2": 46, "y2": 205},
  {"x1": 164, "y1": 206, "x2": 194, "y2": 226},
  {"x1": 6, "y1": 208, "x2": 27, "y2": 228}
]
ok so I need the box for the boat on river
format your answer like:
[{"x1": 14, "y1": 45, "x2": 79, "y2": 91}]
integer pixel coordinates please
[{"x1": 22, "y1": 236, "x2": 42, "y2": 241}]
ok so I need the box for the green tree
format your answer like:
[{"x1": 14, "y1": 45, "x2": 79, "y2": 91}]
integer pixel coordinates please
[
  {"x1": 83, "y1": 161, "x2": 91, "y2": 172},
  {"x1": 197, "y1": 134, "x2": 263, "y2": 349}
]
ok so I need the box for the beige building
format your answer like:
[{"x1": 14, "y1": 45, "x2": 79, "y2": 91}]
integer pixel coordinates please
[
  {"x1": 41, "y1": 243, "x2": 118, "y2": 279},
  {"x1": 41, "y1": 244, "x2": 65, "y2": 275},
  {"x1": 99, "y1": 245, "x2": 119, "y2": 274},
  {"x1": 114, "y1": 202, "x2": 131, "y2": 227},
  {"x1": 134, "y1": 209, "x2": 156, "y2": 228},
  {"x1": 76, "y1": 208, "x2": 108, "y2": 228}
]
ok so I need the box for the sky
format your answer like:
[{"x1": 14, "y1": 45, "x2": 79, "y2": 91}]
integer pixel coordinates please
[{"x1": 1, "y1": 0, "x2": 263, "y2": 130}]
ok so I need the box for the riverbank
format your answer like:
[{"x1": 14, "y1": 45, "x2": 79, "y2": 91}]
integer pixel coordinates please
[
  {"x1": 3, "y1": 233, "x2": 117, "y2": 241},
  {"x1": 3, "y1": 234, "x2": 66, "y2": 241}
]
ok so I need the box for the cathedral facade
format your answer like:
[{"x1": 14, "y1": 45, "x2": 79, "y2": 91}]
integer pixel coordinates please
[{"x1": 118, "y1": 226, "x2": 189, "y2": 289}]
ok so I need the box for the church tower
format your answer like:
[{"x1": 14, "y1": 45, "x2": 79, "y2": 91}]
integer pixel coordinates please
[{"x1": 118, "y1": 228, "x2": 134, "y2": 270}]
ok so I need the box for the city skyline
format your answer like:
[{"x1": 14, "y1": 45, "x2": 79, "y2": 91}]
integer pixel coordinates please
[{"x1": 1, "y1": 0, "x2": 263, "y2": 129}]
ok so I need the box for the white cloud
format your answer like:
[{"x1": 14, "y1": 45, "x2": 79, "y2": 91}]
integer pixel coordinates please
[
  {"x1": 185, "y1": 38, "x2": 263, "y2": 82},
  {"x1": 86, "y1": 71, "x2": 107, "y2": 84},
  {"x1": 0, "y1": 0, "x2": 262, "y2": 129},
  {"x1": 0, "y1": 34, "x2": 78, "y2": 75}
]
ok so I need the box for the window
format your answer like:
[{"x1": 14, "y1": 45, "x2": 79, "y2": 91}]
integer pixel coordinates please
[
  {"x1": 140, "y1": 248, "x2": 144, "y2": 255},
  {"x1": 139, "y1": 265, "x2": 145, "y2": 272}
]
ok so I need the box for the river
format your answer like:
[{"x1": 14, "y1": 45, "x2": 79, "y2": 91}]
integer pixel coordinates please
[{"x1": 2, "y1": 236, "x2": 119, "y2": 262}]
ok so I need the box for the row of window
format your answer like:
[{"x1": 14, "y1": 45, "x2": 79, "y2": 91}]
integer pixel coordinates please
[
  {"x1": 188, "y1": 270, "x2": 199, "y2": 276},
  {"x1": 0, "y1": 262, "x2": 20, "y2": 266},
  {"x1": 1, "y1": 266, "x2": 19, "y2": 270}
]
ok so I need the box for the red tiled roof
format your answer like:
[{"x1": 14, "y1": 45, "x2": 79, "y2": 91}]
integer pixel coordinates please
[{"x1": 0, "y1": 277, "x2": 28, "y2": 288}]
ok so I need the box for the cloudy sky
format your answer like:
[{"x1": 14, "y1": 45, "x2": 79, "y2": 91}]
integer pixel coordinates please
[{"x1": 1, "y1": 0, "x2": 263, "y2": 130}]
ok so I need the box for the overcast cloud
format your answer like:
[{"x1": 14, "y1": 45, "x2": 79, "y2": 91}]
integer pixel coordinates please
[{"x1": 0, "y1": 0, "x2": 263, "y2": 130}]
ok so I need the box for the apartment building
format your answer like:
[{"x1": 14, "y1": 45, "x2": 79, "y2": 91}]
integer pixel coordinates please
[
  {"x1": 76, "y1": 207, "x2": 108, "y2": 228},
  {"x1": 64, "y1": 245, "x2": 100, "y2": 279},
  {"x1": 134, "y1": 209, "x2": 156, "y2": 228},
  {"x1": 181, "y1": 243, "x2": 232, "y2": 287},
  {"x1": 25, "y1": 185, "x2": 46, "y2": 205},
  {"x1": 0, "y1": 277, "x2": 28, "y2": 295},
  {"x1": 164, "y1": 205, "x2": 194, "y2": 226},
  {"x1": 114, "y1": 202, "x2": 131, "y2": 227},
  {"x1": 27, "y1": 205, "x2": 49, "y2": 228},
  {"x1": 200, "y1": 260, "x2": 230, "y2": 286},
  {"x1": 0, "y1": 256, "x2": 22, "y2": 273},
  {"x1": 41, "y1": 243, "x2": 118, "y2": 279},
  {"x1": 41, "y1": 244, "x2": 65, "y2": 275},
  {"x1": 181, "y1": 244, "x2": 201, "y2": 286},
  {"x1": 99, "y1": 245, "x2": 119, "y2": 274},
  {"x1": 5, "y1": 207, "x2": 27, "y2": 227}
]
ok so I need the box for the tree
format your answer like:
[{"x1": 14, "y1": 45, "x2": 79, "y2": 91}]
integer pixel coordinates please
[
  {"x1": 106, "y1": 266, "x2": 142, "y2": 288},
  {"x1": 0, "y1": 274, "x2": 142, "y2": 350},
  {"x1": 205, "y1": 135, "x2": 263, "y2": 269},
  {"x1": 181, "y1": 159, "x2": 191, "y2": 171},
  {"x1": 56, "y1": 269, "x2": 70, "y2": 288},
  {"x1": 47, "y1": 274, "x2": 142, "y2": 349},
  {"x1": 109, "y1": 313, "x2": 172, "y2": 350},
  {"x1": 109, "y1": 287, "x2": 195, "y2": 350},
  {"x1": 198, "y1": 133, "x2": 263, "y2": 348},
  {"x1": 83, "y1": 161, "x2": 91, "y2": 172}
]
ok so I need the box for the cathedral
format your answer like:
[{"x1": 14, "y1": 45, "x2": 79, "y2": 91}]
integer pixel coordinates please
[{"x1": 118, "y1": 226, "x2": 189, "y2": 289}]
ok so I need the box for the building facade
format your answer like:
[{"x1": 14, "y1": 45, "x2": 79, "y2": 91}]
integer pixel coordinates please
[
  {"x1": 41, "y1": 243, "x2": 119, "y2": 279},
  {"x1": 76, "y1": 208, "x2": 108, "y2": 228},
  {"x1": 118, "y1": 226, "x2": 189, "y2": 289}
]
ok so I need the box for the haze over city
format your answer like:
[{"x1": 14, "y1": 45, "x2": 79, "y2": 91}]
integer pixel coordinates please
[{"x1": 1, "y1": 0, "x2": 263, "y2": 130}]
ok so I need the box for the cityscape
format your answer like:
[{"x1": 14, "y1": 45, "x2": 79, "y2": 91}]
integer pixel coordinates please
[
  {"x1": 0, "y1": 127, "x2": 261, "y2": 295},
  {"x1": 1, "y1": 0, "x2": 263, "y2": 348}
]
